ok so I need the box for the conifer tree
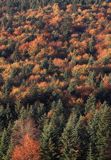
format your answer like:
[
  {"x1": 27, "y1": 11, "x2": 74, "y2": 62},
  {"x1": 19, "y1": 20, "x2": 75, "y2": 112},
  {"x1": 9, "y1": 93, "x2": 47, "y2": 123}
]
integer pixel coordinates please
[
  {"x1": 77, "y1": 117, "x2": 90, "y2": 160},
  {"x1": 87, "y1": 143, "x2": 95, "y2": 160},
  {"x1": 96, "y1": 103, "x2": 111, "y2": 160},
  {"x1": 86, "y1": 71, "x2": 95, "y2": 87},
  {"x1": 85, "y1": 94, "x2": 96, "y2": 114},
  {"x1": 71, "y1": 0, "x2": 78, "y2": 12},
  {"x1": 40, "y1": 118, "x2": 57, "y2": 160},
  {"x1": 0, "y1": 124, "x2": 11, "y2": 160},
  {"x1": 60, "y1": 111, "x2": 79, "y2": 160},
  {"x1": 87, "y1": 102, "x2": 111, "y2": 160},
  {"x1": 61, "y1": 113, "x2": 89, "y2": 160},
  {"x1": 40, "y1": 99, "x2": 65, "y2": 160},
  {"x1": 5, "y1": 141, "x2": 13, "y2": 160},
  {"x1": 88, "y1": 56, "x2": 94, "y2": 65}
]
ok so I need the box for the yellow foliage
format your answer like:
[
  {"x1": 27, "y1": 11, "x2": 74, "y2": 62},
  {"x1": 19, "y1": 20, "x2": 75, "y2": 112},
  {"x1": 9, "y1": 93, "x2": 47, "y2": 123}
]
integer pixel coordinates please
[
  {"x1": 11, "y1": 87, "x2": 20, "y2": 96},
  {"x1": 32, "y1": 65, "x2": 40, "y2": 74},
  {"x1": 38, "y1": 82, "x2": 48, "y2": 89},
  {"x1": 52, "y1": 3, "x2": 60, "y2": 15}
]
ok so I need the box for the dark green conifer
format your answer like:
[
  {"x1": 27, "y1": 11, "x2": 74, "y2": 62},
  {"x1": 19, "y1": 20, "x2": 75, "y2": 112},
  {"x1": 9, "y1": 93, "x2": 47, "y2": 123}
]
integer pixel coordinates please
[
  {"x1": 40, "y1": 100, "x2": 65, "y2": 160},
  {"x1": 60, "y1": 111, "x2": 79, "y2": 160},
  {"x1": 85, "y1": 94, "x2": 96, "y2": 114},
  {"x1": 87, "y1": 102, "x2": 111, "y2": 160}
]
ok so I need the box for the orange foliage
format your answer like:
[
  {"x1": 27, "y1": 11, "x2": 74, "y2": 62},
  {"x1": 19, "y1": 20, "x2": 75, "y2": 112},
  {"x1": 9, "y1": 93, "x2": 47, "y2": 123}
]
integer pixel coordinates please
[
  {"x1": 12, "y1": 134, "x2": 40, "y2": 160},
  {"x1": 97, "y1": 13, "x2": 104, "y2": 19},
  {"x1": 19, "y1": 42, "x2": 29, "y2": 52},
  {"x1": 88, "y1": 29, "x2": 96, "y2": 35},
  {"x1": 83, "y1": 112, "x2": 93, "y2": 122},
  {"x1": 81, "y1": 41, "x2": 87, "y2": 49},
  {"x1": 53, "y1": 58, "x2": 65, "y2": 67},
  {"x1": 29, "y1": 35, "x2": 46, "y2": 52},
  {"x1": 38, "y1": 81, "x2": 48, "y2": 89},
  {"x1": 36, "y1": 35, "x2": 46, "y2": 45},
  {"x1": 49, "y1": 15, "x2": 62, "y2": 25},
  {"x1": 0, "y1": 1, "x2": 110, "y2": 105},
  {"x1": 47, "y1": 110, "x2": 54, "y2": 118}
]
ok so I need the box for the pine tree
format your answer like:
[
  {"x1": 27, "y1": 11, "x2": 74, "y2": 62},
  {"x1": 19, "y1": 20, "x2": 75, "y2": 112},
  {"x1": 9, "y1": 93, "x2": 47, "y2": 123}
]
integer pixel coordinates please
[
  {"x1": 40, "y1": 119, "x2": 57, "y2": 160},
  {"x1": 87, "y1": 102, "x2": 111, "y2": 160},
  {"x1": 86, "y1": 71, "x2": 95, "y2": 87},
  {"x1": 88, "y1": 56, "x2": 94, "y2": 65},
  {"x1": 71, "y1": 0, "x2": 78, "y2": 12},
  {"x1": 96, "y1": 103, "x2": 111, "y2": 160},
  {"x1": 85, "y1": 94, "x2": 96, "y2": 114},
  {"x1": 60, "y1": 111, "x2": 79, "y2": 160},
  {"x1": 87, "y1": 109, "x2": 99, "y2": 160},
  {"x1": 40, "y1": 99, "x2": 65, "y2": 160},
  {"x1": 87, "y1": 143, "x2": 95, "y2": 160},
  {"x1": 88, "y1": 36, "x2": 96, "y2": 55},
  {"x1": 5, "y1": 141, "x2": 13, "y2": 160},
  {"x1": 77, "y1": 117, "x2": 90, "y2": 160},
  {"x1": 61, "y1": 112, "x2": 89, "y2": 160},
  {"x1": 0, "y1": 125, "x2": 11, "y2": 160}
]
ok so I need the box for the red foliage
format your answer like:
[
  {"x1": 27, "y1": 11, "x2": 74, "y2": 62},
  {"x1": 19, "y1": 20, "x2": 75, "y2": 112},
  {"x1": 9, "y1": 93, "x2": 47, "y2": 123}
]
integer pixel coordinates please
[{"x1": 12, "y1": 134, "x2": 40, "y2": 160}]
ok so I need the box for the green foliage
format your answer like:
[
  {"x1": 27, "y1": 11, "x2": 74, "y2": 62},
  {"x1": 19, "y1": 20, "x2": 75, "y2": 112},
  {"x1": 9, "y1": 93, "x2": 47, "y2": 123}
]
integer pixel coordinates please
[
  {"x1": 0, "y1": 124, "x2": 12, "y2": 160},
  {"x1": 88, "y1": 56, "x2": 94, "y2": 65},
  {"x1": 87, "y1": 102, "x2": 111, "y2": 160},
  {"x1": 60, "y1": 111, "x2": 79, "y2": 160},
  {"x1": 59, "y1": 16, "x2": 72, "y2": 38},
  {"x1": 67, "y1": 81, "x2": 76, "y2": 93},
  {"x1": 0, "y1": 1, "x2": 110, "y2": 160},
  {"x1": 86, "y1": 71, "x2": 95, "y2": 87},
  {"x1": 85, "y1": 94, "x2": 96, "y2": 114},
  {"x1": 40, "y1": 100, "x2": 65, "y2": 160},
  {"x1": 0, "y1": 0, "x2": 104, "y2": 14},
  {"x1": 0, "y1": 105, "x2": 17, "y2": 130},
  {"x1": 88, "y1": 36, "x2": 96, "y2": 55}
]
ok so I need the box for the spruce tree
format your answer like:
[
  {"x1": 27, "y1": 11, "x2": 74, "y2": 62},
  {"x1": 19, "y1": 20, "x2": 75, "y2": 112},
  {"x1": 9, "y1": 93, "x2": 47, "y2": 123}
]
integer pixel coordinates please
[
  {"x1": 40, "y1": 99, "x2": 65, "y2": 160},
  {"x1": 87, "y1": 110, "x2": 99, "y2": 160},
  {"x1": 77, "y1": 117, "x2": 90, "y2": 160},
  {"x1": 0, "y1": 124, "x2": 11, "y2": 160},
  {"x1": 40, "y1": 118, "x2": 57, "y2": 160},
  {"x1": 96, "y1": 103, "x2": 111, "y2": 160},
  {"x1": 61, "y1": 113, "x2": 89, "y2": 160},
  {"x1": 85, "y1": 94, "x2": 96, "y2": 114},
  {"x1": 86, "y1": 71, "x2": 95, "y2": 88},
  {"x1": 87, "y1": 102, "x2": 111, "y2": 160},
  {"x1": 87, "y1": 143, "x2": 95, "y2": 160},
  {"x1": 60, "y1": 111, "x2": 79, "y2": 160}
]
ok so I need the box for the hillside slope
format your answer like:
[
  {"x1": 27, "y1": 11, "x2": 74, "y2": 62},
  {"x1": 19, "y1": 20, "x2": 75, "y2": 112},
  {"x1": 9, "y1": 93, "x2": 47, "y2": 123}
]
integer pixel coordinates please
[
  {"x1": 0, "y1": 2, "x2": 111, "y2": 160},
  {"x1": 0, "y1": 2, "x2": 111, "y2": 105}
]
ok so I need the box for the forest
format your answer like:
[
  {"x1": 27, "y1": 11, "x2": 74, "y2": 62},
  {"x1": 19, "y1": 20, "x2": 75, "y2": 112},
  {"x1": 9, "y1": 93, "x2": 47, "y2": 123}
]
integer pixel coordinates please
[{"x1": 0, "y1": 0, "x2": 111, "y2": 159}]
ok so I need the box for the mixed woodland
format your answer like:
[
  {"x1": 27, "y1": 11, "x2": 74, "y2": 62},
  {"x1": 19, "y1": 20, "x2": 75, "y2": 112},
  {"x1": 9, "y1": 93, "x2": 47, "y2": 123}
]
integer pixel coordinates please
[{"x1": 0, "y1": 0, "x2": 111, "y2": 159}]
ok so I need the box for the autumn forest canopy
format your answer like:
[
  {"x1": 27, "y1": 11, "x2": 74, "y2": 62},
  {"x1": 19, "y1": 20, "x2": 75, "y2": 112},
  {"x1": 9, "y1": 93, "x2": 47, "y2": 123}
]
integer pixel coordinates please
[{"x1": 0, "y1": 0, "x2": 111, "y2": 160}]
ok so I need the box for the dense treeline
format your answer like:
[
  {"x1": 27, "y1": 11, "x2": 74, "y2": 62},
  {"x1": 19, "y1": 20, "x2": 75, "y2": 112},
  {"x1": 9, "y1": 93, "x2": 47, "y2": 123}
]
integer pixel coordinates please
[
  {"x1": 0, "y1": 0, "x2": 106, "y2": 14},
  {"x1": 0, "y1": 98, "x2": 111, "y2": 159},
  {"x1": 0, "y1": 1, "x2": 111, "y2": 159}
]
